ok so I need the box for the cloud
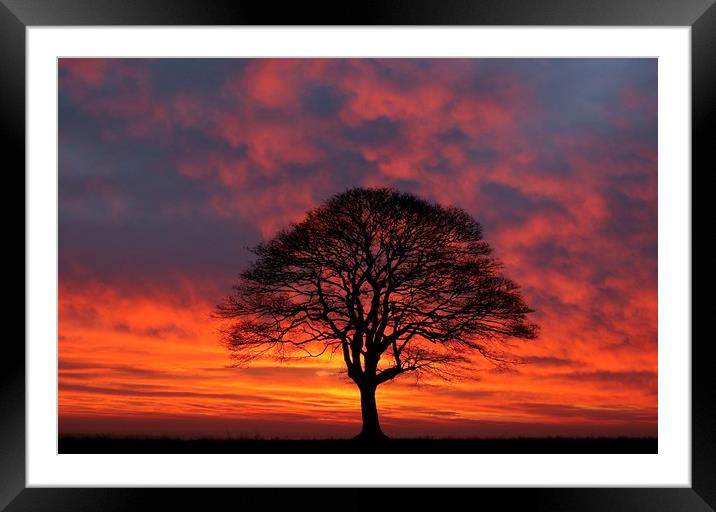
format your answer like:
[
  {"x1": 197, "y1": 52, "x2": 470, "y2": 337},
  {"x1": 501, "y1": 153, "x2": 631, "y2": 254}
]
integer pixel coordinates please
[
  {"x1": 553, "y1": 371, "x2": 657, "y2": 390},
  {"x1": 301, "y1": 84, "x2": 349, "y2": 117},
  {"x1": 342, "y1": 116, "x2": 403, "y2": 146},
  {"x1": 521, "y1": 356, "x2": 583, "y2": 367},
  {"x1": 503, "y1": 402, "x2": 656, "y2": 423}
]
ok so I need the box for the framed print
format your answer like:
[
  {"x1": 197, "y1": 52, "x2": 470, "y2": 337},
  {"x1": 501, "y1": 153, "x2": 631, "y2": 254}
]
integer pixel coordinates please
[{"x1": 4, "y1": 0, "x2": 711, "y2": 510}]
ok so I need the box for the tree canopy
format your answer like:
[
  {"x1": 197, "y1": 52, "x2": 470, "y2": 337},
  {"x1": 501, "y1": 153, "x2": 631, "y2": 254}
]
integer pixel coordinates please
[{"x1": 217, "y1": 187, "x2": 538, "y2": 438}]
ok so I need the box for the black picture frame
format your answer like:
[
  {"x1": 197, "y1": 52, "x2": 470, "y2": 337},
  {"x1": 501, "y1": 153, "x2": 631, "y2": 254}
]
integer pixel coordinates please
[{"x1": 3, "y1": 1, "x2": 710, "y2": 510}]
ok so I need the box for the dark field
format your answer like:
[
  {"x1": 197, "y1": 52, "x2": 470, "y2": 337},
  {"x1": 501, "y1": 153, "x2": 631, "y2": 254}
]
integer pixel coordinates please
[{"x1": 58, "y1": 436, "x2": 657, "y2": 454}]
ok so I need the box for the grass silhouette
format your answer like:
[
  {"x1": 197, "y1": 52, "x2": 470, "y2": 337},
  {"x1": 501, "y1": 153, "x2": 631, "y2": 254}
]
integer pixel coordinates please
[{"x1": 59, "y1": 435, "x2": 657, "y2": 454}]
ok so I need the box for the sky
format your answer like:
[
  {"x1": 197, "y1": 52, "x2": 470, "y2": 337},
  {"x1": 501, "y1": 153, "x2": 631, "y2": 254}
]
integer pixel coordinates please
[{"x1": 58, "y1": 58, "x2": 657, "y2": 439}]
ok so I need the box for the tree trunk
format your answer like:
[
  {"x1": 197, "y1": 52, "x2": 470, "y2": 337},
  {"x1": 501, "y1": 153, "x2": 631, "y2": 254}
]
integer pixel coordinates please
[{"x1": 355, "y1": 383, "x2": 388, "y2": 440}]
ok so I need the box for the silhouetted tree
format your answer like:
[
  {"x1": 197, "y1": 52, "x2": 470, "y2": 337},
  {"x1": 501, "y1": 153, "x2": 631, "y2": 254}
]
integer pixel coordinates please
[{"x1": 217, "y1": 188, "x2": 538, "y2": 440}]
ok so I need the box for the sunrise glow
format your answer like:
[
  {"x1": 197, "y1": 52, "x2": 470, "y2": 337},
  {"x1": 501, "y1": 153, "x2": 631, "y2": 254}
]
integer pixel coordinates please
[{"x1": 59, "y1": 58, "x2": 657, "y2": 438}]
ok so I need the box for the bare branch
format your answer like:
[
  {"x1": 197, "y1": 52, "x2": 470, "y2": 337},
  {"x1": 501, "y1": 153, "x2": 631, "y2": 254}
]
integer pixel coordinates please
[{"x1": 216, "y1": 187, "x2": 538, "y2": 388}]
